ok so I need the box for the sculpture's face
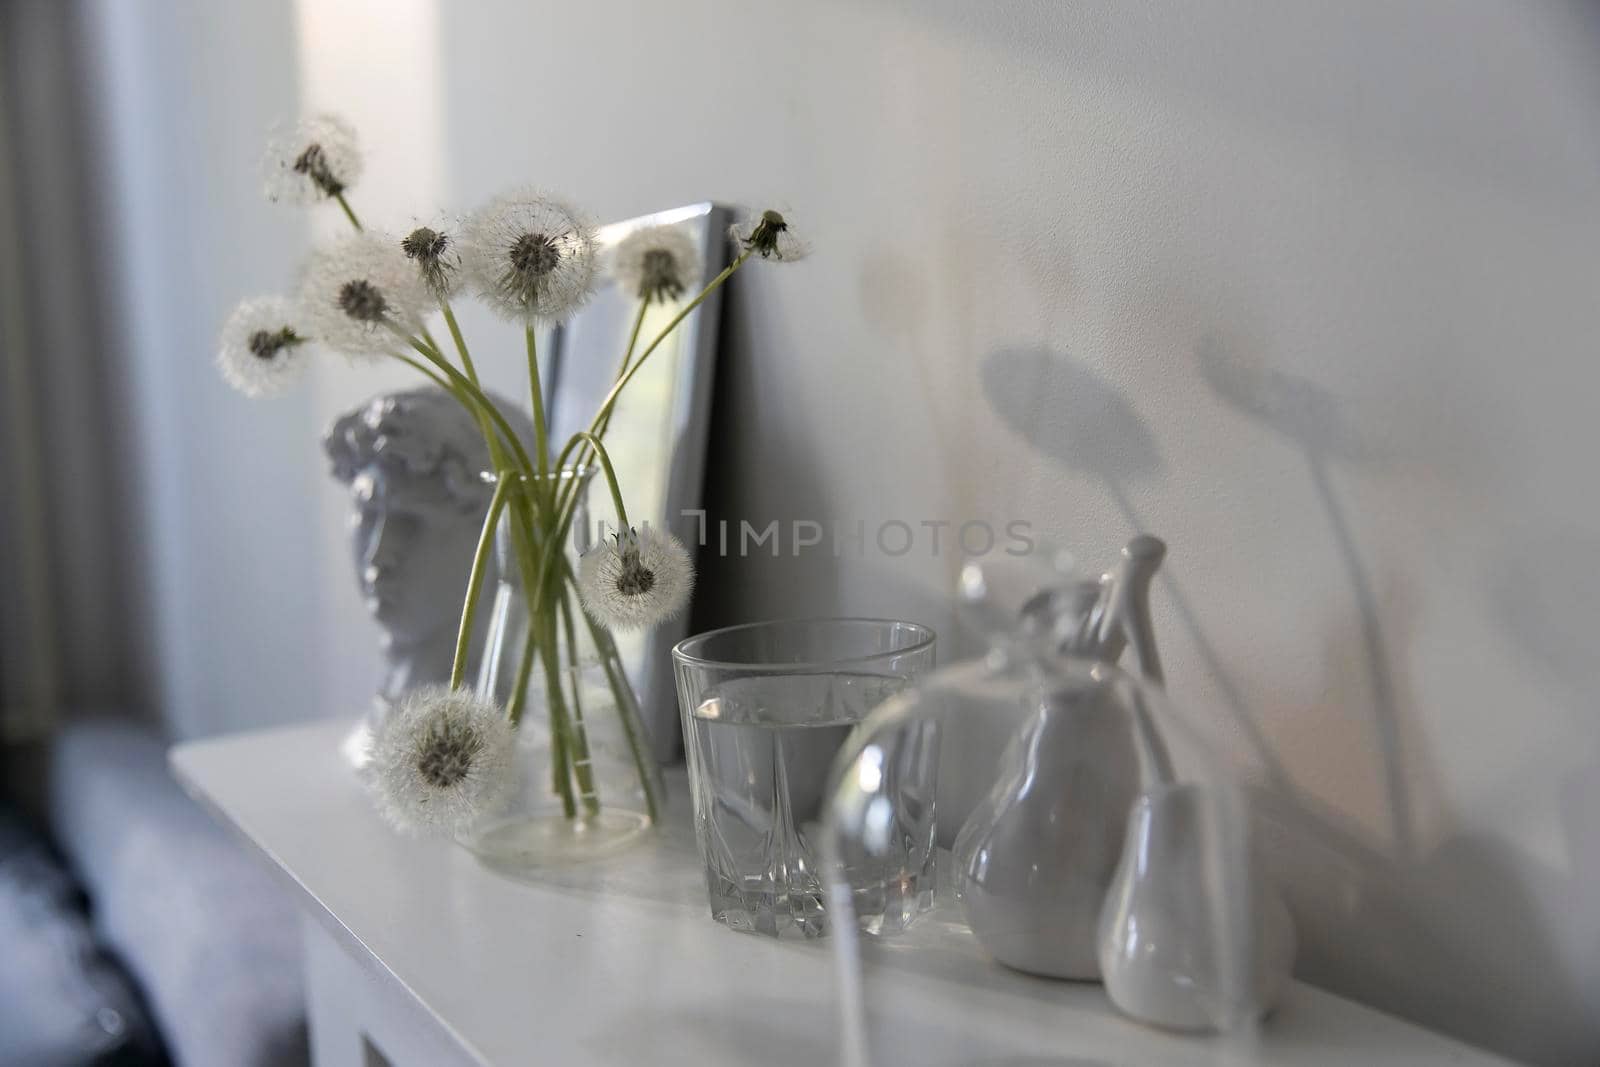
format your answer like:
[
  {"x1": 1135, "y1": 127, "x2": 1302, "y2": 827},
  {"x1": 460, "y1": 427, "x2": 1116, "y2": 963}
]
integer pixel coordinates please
[{"x1": 348, "y1": 463, "x2": 481, "y2": 644}]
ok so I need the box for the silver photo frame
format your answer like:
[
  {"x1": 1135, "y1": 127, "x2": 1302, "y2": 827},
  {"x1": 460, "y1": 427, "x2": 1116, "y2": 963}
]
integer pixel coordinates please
[{"x1": 544, "y1": 202, "x2": 730, "y2": 762}]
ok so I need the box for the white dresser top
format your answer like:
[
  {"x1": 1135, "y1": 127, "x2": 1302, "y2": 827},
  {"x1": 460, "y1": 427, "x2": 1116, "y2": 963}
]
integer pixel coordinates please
[{"x1": 172, "y1": 719, "x2": 1519, "y2": 1067}]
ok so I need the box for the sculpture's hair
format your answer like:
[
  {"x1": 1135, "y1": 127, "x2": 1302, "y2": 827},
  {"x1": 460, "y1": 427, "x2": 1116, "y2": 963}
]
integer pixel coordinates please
[{"x1": 323, "y1": 386, "x2": 536, "y2": 511}]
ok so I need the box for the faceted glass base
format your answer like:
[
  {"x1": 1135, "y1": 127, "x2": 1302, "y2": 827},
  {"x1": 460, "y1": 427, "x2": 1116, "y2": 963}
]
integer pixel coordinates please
[
  {"x1": 705, "y1": 868, "x2": 934, "y2": 941},
  {"x1": 707, "y1": 873, "x2": 829, "y2": 940}
]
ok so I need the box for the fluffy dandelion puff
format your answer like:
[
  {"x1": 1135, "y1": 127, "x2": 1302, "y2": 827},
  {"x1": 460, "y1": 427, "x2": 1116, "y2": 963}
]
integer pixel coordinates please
[
  {"x1": 730, "y1": 208, "x2": 809, "y2": 262},
  {"x1": 262, "y1": 113, "x2": 362, "y2": 204},
  {"x1": 216, "y1": 297, "x2": 310, "y2": 398},
  {"x1": 610, "y1": 224, "x2": 701, "y2": 304},
  {"x1": 460, "y1": 189, "x2": 599, "y2": 323},
  {"x1": 299, "y1": 232, "x2": 429, "y2": 358},
  {"x1": 577, "y1": 527, "x2": 695, "y2": 631},
  {"x1": 400, "y1": 223, "x2": 464, "y2": 302},
  {"x1": 365, "y1": 686, "x2": 518, "y2": 835}
]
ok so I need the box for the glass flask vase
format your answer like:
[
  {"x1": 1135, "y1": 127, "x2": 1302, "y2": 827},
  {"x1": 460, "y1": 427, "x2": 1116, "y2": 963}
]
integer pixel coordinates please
[{"x1": 454, "y1": 467, "x2": 665, "y2": 872}]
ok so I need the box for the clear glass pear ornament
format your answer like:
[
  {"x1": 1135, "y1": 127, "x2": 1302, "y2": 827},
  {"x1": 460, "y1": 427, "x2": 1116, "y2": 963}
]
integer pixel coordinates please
[{"x1": 820, "y1": 538, "x2": 1294, "y2": 1065}]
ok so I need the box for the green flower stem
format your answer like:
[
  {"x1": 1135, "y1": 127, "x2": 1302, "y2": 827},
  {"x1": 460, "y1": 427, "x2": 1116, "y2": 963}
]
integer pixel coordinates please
[
  {"x1": 337, "y1": 187, "x2": 501, "y2": 479},
  {"x1": 535, "y1": 261, "x2": 760, "y2": 825},
  {"x1": 334, "y1": 192, "x2": 362, "y2": 231},
  {"x1": 499, "y1": 483, "x2": 599, "y2": 822},
  {"x1": 392, "y1": 348, "x2": 561, "y2": 793},
  {"x1": 513, "y1": 492, "x2": 662, "y2": 819},
  {"x1": 557, "y1": 590, "x2": 601, "y2": 816},
  {"x1": 340, "y1": 197, "x2": 478, "y2": 459},
  {"x1": 523, "y1": 498, "x2": 598, "y2": 810},
  {"x1": 408, "y1": 337, "x2": 532, "y2": 474},
  {"x1": 524, "y1": 442, "x2": 621, "y2": 627},
  {"x1": 504, "y1": 487, "x2": 548, "y2": 727},
  {"x1": 389, "y1": 353, "x2": 517, "y2": 493},
  {"x1": 506, "y1": 620, "x2": 537, "y2": 724},
  {"x1": 389, "y1": 352, "x2": 521, "y2": 551},
  {"x1": 392, "y1": 346, "x2": 545, "y2": 726},
  {"x1": 530, "y1": 589, "x2": 595, "y2": 820},
  {"x1": 391, "y1": 335, "x2": 569, "y2": 789},
  {"x1": 565, "y1": 432, "x2": 630, "y2": 532},
  {"x1": 391, "y1": 351, "x2": 453, "y2": 392},
  {"x1": 501, "y1": 478, "x2": 579, "y2": 814},
  {"x1": 405, "y1": 301, "x2": 675, "y2": 825},
  {"x1": 535, "y1": 606, "x2": 578, "y2": 818},
  {"x1": 333, "y1": 186, "x2": 471, "y2": 441},
  {"x1": 548, "y1": 251, "x2": 753, "y2": 524},
  {"x1": 525, "y1": 325, "x2": 552, "y2": 494},
  {"x1": 581, "y1": 250, "x2": 753, "y2": 448},
  {"x1": 377, "y1": 222, "x2": 730, "y2": 833},
  {"x1": 504, "y1": 519, "x2": 545, "y2": 727},
  {"x1": 573, "y1": 573, "x2": 664, "y2": 824},
  {"x1": 390, "y1": 328, "x2": 538, "y2": 487},
  {"x1": 441, "y1": 302, "x2": 479, "y2": 383},
  {"x1": 620, "y1": 298, "x2": 649, "y2": 377},
  {"x1": 449, "y1": 473, "x2": 513, "y2": 689},
  {"x1": 512, "y1": 475, "x2": 655, "y2": 821},
  {"x1": 549, "y1": 456, "x2": 589, "y2": 551},
  {"x1": 329, "y1": 193, "x2": 629, "y2": 828},
  {"x1": 530, "y1": 438, "x2": 623, "y2": 618},
  {"x1": 420, "y1": 325, "x2": 445, "y2": 359},
  {"x1": 526, "y1": 483, "x2": 585, "y2": 636},
  {"x1": 435, "y1": 299, "x2": 516, "y2": 486},
  {"x1": 592, "y1": 298, "x2": 650, "y2": 445}
]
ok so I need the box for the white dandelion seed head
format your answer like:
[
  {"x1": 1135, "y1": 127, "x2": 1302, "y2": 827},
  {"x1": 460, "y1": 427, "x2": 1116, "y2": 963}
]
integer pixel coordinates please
[
  {"x1": 262, "y1": 113, "x2": 362, "y2": 205},
  {"x1": 577, "y1": 527, "x2": 695, "y2": 631},
  {"x1": 609, "y1": 224, "x2": 702, "y2": 304},
  {"x1": 364, "y1": 685, "x2": 518, "y2": 835},
  {"x1": 299, "y1": 232, "x2": 430, "y2": 358},
  {"x1": 730, "y1": 207, "x2": 809, "y2": 262},
  {"x1": 460, "y1": 189, "x2": 599, "y2": 323},
  {"x1": 216, "y1": 296, "x2": 310, "y2": 398},
  {"x1": 400, "y1": 222, "x2": 465, "y2": 302}
]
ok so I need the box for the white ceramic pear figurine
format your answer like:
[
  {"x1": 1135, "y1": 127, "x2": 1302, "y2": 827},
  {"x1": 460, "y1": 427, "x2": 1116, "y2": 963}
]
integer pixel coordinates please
[
  {"x1": 953, "y1": 671, "x2": 1142, "y2": 979},
  {"x1": 952, "y1": 537, "x2": 1170, "y2": 980},
  {"x1": 1098, "y1": 783, "x2": 1296, "y2": 1031}
]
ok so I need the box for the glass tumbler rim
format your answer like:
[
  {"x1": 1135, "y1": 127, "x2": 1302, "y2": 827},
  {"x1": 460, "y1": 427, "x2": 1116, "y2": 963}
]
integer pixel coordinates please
[{"x1": 671, "y1": 616, "x2": 936, "y2": 673}]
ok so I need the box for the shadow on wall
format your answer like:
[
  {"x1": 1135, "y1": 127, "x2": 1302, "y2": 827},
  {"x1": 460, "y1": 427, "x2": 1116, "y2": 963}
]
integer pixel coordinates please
[
  {"x1": 980, "y1": 346, "x2": 1288, "y2": 788},
  {"x1": 1192, "y1": 337, "x2": 1414, "y2": 854},
  {"x1": 979, "y1": 344, "x2": 1597, "y2": 1066}
]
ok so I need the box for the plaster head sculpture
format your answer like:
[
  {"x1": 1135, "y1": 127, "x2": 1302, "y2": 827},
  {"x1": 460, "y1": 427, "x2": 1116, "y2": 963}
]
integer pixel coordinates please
[{"x1": 324, "y1": 386, "x2": 535, "y2": 711}]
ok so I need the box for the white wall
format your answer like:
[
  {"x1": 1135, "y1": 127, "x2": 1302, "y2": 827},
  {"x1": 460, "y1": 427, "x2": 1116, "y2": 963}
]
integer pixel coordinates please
[{"x1": 82, "y1": 1, "x2": 1600, "y2": 1062}]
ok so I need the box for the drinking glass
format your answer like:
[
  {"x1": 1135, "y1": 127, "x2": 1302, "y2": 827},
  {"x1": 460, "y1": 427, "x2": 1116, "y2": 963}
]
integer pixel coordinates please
[{"x1": 673, "y1": 618, "x2": 937, "y2": 939}]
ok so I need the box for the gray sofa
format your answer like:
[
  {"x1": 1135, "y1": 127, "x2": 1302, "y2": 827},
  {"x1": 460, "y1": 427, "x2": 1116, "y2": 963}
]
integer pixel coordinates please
[{"x1": 41, "y1": 719, "x2": 309, "y2": 1067}]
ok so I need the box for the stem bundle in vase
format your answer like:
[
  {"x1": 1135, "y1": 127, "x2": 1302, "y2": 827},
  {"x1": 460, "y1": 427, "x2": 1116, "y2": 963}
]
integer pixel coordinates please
[{"x1": 219, "y1": 114, "x2": 807, "y2": 836}]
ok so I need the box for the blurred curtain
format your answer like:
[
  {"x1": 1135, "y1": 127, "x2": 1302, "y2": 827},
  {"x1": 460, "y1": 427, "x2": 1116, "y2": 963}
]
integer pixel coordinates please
[{"x1": 0, "y1": 0, "x2": 134, "y2": 742}]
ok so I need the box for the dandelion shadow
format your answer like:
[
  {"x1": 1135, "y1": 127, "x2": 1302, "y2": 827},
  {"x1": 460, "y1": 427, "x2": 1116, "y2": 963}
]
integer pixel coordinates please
[
  {"x1": 1194, "y1": 337, "x2": 1413, "y2": 857},
  {"x1": 1483, "y1": 526, "x2": 1600, "y2": 1036},
  {"x1": 1487, "y1": 527, "x2": 1600, "y2": 707},
  {"x1": 978, "y1": 347, "x2": 1160, "y2": 484},
  {"x1": 979, "y1": 346, "x2": 1289, "y2": 786},
  {"x1": 1249, "y1": 772, "x2": 1596, "y2": 1064},
  {"x1": 1182, "y1": 343, "x2": 1595, "y2": 1060}
]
